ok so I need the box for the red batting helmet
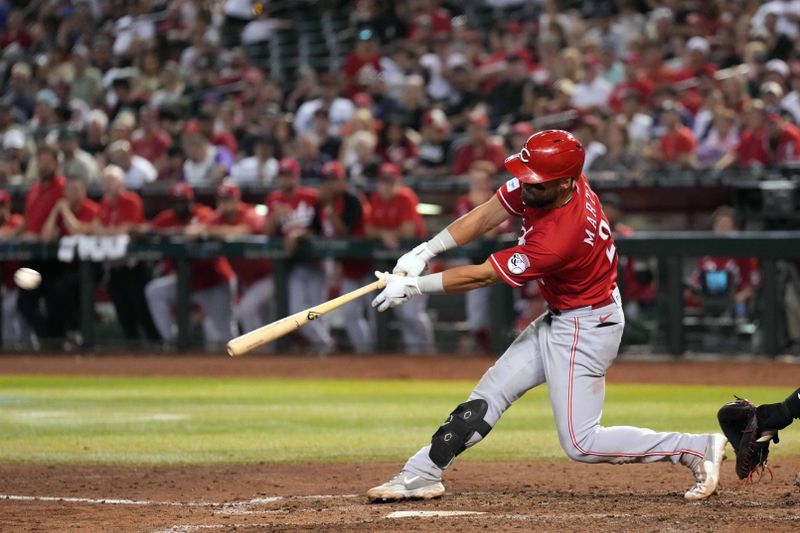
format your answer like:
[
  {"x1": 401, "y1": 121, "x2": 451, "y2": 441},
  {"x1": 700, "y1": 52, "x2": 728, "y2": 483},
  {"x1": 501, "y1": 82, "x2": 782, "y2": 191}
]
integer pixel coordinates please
[{"x1": 504, "y1": 130, "x2": 584, "y2": 184}]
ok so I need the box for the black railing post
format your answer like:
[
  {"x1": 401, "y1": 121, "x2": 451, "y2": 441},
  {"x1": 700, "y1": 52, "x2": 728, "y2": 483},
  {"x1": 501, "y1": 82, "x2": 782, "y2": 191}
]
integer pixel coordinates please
[
  {"x1": 760, "y1": 258, "x2": 779, "y2": 356},
  {"x1": 374, "y1": 257, "x2": 393, "y2": 352},
  {"x1": 175, "y1": 257, "x2": 192, "y2": 350},
  {"x1": 0, "y1": 261, "x2": 4, "y2": 348},
  {"x1": 273, "y1": 257, "x2": 289, "y2": 352},
  {"x1": 79, "y1": 260, "x2": 95, "y2": 349},
  {"x1": 662, "y1": 255, "x2": 684, "y2": 356},
  {"x1": 489, "y1": 282, "x2": 515, "y2": 354}
]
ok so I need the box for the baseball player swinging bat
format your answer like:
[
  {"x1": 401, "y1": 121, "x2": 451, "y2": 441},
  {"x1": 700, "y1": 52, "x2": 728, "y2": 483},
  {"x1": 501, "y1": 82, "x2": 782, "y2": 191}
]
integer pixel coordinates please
[{"x1": 227, "y1": 273, "x2": 389, "y2": 357}]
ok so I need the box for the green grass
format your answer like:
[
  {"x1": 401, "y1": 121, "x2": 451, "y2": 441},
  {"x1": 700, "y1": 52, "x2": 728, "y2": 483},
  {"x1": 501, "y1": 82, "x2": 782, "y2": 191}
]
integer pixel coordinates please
[{"x1": 0, "y1": 375, "x2": 796, "y2": 465}]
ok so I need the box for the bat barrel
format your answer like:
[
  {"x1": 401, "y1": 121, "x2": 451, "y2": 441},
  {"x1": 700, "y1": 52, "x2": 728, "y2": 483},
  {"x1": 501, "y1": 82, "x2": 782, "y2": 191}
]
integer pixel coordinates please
[{"x1": 226, "y1": 276, "x2": 388, "y2": 357}]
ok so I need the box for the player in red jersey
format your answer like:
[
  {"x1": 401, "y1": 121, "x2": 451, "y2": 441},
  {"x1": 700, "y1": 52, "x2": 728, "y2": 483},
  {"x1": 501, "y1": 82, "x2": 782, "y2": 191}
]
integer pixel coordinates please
[
  {"x1": 367, "y1": 130, "x2": 726, "y2": 503},
  {"x1": 265, "y1": 157, "x2": 333, "y2": 353},
  {"x1": 366, "y1": 163, "x2": 434, "y2": 354},
  {"x1": 144, "y1": 182, "x2": 236, "y2": 348},
  {"x1": 93, "y1": 165, "x2": 160, "y2": 344},
  {"x1": 201, "y1": 181, "x2": 273, "y2": 337},
  {"x1": 16, "y1": 145, "x2": 68, "y2": 341},
  {"x1": 311, "y1": 161, "x2": 373, "y2": 352},
  {"x1": 0, "y1": 190, "x2": 33, "y2": 347},
  {"x1": 40, "y1": 176, "x2": 100, "y2": 241}
]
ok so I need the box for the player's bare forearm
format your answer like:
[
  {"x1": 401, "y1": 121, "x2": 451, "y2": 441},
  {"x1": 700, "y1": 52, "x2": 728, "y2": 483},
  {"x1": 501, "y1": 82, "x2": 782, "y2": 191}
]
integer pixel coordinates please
[
  {"x1": 447, "y1": 196, "x2": 511, "y2": 247},
  {"x1": 441, "y1": 260, "x2": 501, "y2": 293}
]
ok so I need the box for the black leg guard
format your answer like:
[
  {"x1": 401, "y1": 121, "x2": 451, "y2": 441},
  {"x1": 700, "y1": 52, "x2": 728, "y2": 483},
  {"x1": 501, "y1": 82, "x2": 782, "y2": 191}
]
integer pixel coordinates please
[{"x1": 428, "y1": 399, "x2": 492, "y2": 469}]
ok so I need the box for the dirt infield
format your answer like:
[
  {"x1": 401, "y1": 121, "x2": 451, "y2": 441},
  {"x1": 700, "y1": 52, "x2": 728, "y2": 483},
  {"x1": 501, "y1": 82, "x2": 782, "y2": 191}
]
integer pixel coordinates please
[
  {"x1": 2, "y1": 353, "x2": 800, "y2": 385},
  {"x1": 2, "y1": 354, "x2": 800, "y2": 532}
]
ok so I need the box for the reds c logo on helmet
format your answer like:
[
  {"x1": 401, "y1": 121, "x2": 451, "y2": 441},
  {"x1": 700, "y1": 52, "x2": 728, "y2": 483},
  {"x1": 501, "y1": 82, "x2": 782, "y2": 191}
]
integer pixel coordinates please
[{"x1": 504, "y1": 130, "x2": 585, "y2": 184}]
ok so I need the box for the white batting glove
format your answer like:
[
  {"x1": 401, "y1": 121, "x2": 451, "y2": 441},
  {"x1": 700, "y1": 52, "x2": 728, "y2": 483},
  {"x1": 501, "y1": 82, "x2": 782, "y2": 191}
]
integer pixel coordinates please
[
  {"x1": 393, "y1": 243, "x2": 435, "y2": 276},
  {"x1": 372, "y1": 272, "x2": 422, "y2": 312}
]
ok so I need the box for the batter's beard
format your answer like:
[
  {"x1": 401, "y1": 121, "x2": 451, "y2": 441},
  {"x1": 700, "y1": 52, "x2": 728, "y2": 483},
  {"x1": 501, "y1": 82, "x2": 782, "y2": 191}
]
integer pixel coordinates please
[{"x1": 521, "y1": 189, "x2": 557, "y2": 208}]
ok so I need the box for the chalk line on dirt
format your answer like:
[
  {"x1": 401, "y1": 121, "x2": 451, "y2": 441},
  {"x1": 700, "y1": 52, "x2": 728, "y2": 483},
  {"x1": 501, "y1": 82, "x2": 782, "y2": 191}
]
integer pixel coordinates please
[{"x1": 0, "y1": 492, "x2": 358, "y2": 509}]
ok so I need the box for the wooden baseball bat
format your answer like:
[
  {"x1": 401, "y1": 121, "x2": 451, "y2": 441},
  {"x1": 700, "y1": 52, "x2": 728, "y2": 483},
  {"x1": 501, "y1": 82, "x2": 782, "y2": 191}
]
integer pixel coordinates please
[{"x1": 227, "y1": 273, "x2": 389, "y2": 357}]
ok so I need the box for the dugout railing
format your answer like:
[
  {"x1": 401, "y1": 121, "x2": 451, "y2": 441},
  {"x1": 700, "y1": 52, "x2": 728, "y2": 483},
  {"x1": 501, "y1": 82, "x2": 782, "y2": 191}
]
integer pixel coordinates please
[{"x1": 0, "y1": 232, "x2": 799, "y2": 356}]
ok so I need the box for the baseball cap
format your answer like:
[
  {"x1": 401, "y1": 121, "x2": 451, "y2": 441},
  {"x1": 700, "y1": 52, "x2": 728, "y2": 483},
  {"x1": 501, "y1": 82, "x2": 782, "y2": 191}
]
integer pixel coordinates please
[
  {"x1": 761, "y1": 81, "x2": 784, "y2": 97},
  {"x1": 466, "y1": 110, "x2": 489, "y2": 128},
  {"x1": 170, "y1": 182, "x2": 195, "y2": 201},
  {"x1": 766, "y1": 59, "x2": 790, "y2": 78},
  {"x1": 511, "y1": 121, "x2": 534, "y2": 137},
  {"x1": 36, "y1": 89, "x2": 58, "y2": 107},
  {"x1": 421, "y1": 108, "x2": 451, "y2": 133},
  {"x1": 184, "y1": 119, "x2": 202, "y2": 135},
  {"x1": 686, "y1": 36, "x2": 710, "y2": 55},
  {"x1": 57, "y1": 127, "x2": 80, "y2": 142},
  {"x1": 378, "y1": 162, "x2": 401, "y2": 180},
  {"x1": 320, "y1": 161, "x2": 345, "y2": 181},
  {"x1": 353, "y1": 92, "x2": 373, "y2": 108},
  {"x1": 3, "y1": 129, "x2": 25, "y2": 150},
  {"x1": 278, "y1": 157, "x2": 300, "y2": 177},
  {"x1": 216, "y1": 180, "x2": 241, "y2": 201},
  {"x1": 0, "y1": 190, "x2": 10, "y2": 206}
]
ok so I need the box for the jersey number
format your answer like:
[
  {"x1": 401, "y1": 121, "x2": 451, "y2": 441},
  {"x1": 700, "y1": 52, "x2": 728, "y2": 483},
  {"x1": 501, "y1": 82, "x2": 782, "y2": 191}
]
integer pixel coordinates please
[{"x1": 598, "y1": 220, "x2": 617, "y2": 264}]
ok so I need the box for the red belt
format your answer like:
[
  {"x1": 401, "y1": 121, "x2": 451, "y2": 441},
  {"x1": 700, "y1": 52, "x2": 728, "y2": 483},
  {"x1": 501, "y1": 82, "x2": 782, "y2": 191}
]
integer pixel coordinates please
[{"x1": 549, "y1": 295, "x2": 615, "y2": 316}]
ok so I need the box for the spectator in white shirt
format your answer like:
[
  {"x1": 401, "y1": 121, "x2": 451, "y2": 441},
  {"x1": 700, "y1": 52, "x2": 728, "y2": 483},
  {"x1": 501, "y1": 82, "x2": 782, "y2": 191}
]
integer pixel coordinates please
[
  {"x1": 696, "y1": 108, "x2": 739, "y2": 169},
  {"x1": 571, "y1": 58, "x2": 613, "y2": 111},
  {"x1": 107, "y1": 140, "x2": 157, "y2": 190},
  {"x1": 231, "y1": 135, "x2": 279, "y2": 186},
  {"x1": 181, "y1": 121, "x2": 233, "y2": 185},
  {"x1": 294, "y1": 74, "x2": 355, "y2": 137}
]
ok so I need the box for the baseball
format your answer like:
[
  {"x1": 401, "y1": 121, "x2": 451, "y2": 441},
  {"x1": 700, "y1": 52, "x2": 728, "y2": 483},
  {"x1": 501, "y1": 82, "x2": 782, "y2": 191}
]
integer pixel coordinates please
[{"x1": 14, "y1": 268, "x2": 41, "y2": 290}]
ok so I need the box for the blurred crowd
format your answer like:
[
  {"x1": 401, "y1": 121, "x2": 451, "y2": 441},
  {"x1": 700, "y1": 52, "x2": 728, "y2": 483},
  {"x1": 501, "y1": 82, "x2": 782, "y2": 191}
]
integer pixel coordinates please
[{"x1": 0, "y1": 0, "x2": 795, "y2": 351}]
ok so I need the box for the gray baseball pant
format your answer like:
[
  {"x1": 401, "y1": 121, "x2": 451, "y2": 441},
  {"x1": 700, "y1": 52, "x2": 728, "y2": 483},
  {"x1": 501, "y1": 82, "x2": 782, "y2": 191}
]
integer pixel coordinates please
[
  {"x1": 404, "y1": 294, "x2": 709, "y2": 480},
  {"x1": 145, "y1": 274, "x2": 237, "y2": 347},
  {"x1": 340, "y1": 274, "x2": 375, "y2": 353},
  {"x1": 288, "y1": 263, "x2": 334, "y2": 352}
]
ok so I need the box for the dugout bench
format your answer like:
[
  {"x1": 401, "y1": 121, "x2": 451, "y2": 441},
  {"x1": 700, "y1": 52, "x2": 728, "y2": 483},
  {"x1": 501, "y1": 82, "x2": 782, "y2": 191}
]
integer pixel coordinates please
[{"x1": 0, "y1": 232, "x2": 799, "y2": 356}]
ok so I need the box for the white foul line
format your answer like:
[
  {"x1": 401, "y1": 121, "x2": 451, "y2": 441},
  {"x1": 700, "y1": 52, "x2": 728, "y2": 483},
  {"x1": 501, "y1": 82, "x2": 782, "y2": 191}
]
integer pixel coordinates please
[
  {"x1": 387, "y1": 510, "x2": 487, "y2": 518},
  {"x1": 0, "y1": 493, "x2": 358, "y2": 509},
  {"x1": 0, "y1": 494, "x2": 209, "y2": 507}
]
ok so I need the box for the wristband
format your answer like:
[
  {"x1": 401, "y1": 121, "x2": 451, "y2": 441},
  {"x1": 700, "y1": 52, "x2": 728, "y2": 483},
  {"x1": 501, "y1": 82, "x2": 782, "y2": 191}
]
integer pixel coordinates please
[
  {"x1": 417, "y1": 272, "x2": 445, "y2": 294},
  {"x1": 425, "y1": 228, "x2": 457, "y2": 256}
]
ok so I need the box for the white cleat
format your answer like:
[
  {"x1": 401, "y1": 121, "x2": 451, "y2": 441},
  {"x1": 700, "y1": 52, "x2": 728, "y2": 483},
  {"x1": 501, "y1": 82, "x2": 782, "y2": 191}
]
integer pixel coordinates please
[
  {"x1": 684, "y1": 433, "x2": 727, "y2": 501},
  {"x1": 367, "y1": 471, "x2": 446, "y2": 502}
]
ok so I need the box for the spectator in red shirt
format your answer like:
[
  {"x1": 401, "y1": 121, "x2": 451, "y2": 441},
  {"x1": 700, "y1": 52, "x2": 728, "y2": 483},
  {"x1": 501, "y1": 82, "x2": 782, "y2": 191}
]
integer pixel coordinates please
[
  {"x1": 145, "y1": 183, "x2": 237, "y2": 348},
  {"x1": 766, "y1": 112, "x2": 800, "y2": 166},
  {"x1": 367, "y1": 163, "x2": 434, "y2": 353},
  {"x1": 265, "y1": 157, "x2": 333, "y2": 353},
  {"x1": 716, "y1": 99, "x2": 771, "y2": 170},
  {"x1": 608, "y1": 53, "x2": 654, "y2": 114},
  {"x1": 92, "y1": 165, "x2": 160, "y2": 344},
  {"x1": 0, "y1": 10, "x2": 33, "y2": 51},
  {"x1": 671, "y1": 37, "x2": 717, "y2": 115},
  {"x1": 131, "y1": 107, "x2": 173, "y2": 178},
  {"x1": 311, "y1": 161, "x2": 373, "y2": 352},
  {"x1": 648, "y1": 101, "x2": 698, "y2": 169},
  {"x1": 343, "y1": 29, "x2": 382, "y2": 98},
  {"x1": 451, "y1": 110, "x2": 507, "y2": 176},
  {"x1": 199, "y1": 181, "x2": 273, "y2": 339},
  {"x1": 0, "y1": 190, "x2": 33, "y2": 347}
]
